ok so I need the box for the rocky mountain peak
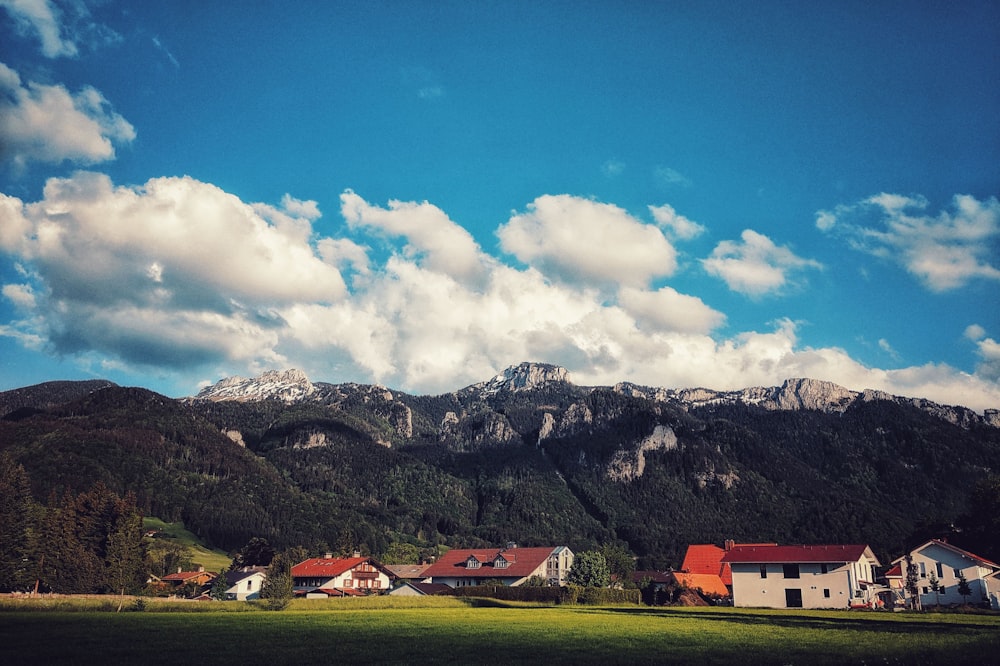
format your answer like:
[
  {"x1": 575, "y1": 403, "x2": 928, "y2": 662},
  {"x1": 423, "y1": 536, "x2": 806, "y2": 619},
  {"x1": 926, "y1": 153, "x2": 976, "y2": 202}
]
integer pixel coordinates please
[
  {"x1": 193, "y1": 369, "x2": 314, "y2": 403},
  {"x1": 477, "y1": 362, "x2": 570, "y2": 394}
]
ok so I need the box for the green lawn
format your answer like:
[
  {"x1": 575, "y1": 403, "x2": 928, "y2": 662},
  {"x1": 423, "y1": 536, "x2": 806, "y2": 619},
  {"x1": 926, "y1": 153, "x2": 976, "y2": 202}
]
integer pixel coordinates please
[{"x1": 0, "y1": 600, "x2": 997, "y2": 665}]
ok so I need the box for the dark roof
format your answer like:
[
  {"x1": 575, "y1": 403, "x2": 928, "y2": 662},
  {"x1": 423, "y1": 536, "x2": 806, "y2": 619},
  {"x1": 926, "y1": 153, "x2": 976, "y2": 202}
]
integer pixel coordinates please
[
  {"x1": 404, "y1": 582, "x2": 452, "y2": 595},
  {"x1": 632, "y1": 570, "x2": 671, "y2": 584},
  {"x1": 721, "y1": 544, "x2": 877, "y2": 565}
]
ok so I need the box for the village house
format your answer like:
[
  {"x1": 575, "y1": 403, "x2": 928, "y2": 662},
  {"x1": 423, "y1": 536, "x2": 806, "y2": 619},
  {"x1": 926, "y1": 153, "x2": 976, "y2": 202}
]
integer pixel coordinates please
[
  {"x1": 387, "y1": 581, "x2": 452, "y2": 596},
  {"x1": 421, "y1": 545, "x2": 573, "y2": 587},
  {"x1": 160, "y1": 566, "x2": 216, "y2": 591},
  {"x1": 887, "y1": 539, "x2": 1000, "y2": 609},
  {"x1": 291, "y1": 554, "x2": 394, "y2": 598},
  {"x1": 223, "y1": 567, "x2": 267, "y2": 601},
  {"x1": 721, "y1": 543, "x2": 881, "y2": 609},
  {"x1": 384, "y1": 563, "x2": 431, "y2": 585}
]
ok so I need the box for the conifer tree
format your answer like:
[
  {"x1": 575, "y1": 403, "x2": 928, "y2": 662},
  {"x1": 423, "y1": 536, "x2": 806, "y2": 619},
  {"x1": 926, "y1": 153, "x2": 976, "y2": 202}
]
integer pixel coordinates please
[
  {"x1": 956, "y1": 570, "x2": 972, "y2": 605},
  {"x1": 0, "y1": 454, "x2": 34, "y2": 591}
]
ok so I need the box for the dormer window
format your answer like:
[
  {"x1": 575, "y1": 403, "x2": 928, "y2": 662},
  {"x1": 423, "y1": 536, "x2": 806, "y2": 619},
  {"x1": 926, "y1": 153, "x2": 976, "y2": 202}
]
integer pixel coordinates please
[
  {"x1": 465, "y1": 556, "x2": 481, "y2": 569},
  {"x1": 494, "y1": 557, "x2": 509, "y2": 569}
]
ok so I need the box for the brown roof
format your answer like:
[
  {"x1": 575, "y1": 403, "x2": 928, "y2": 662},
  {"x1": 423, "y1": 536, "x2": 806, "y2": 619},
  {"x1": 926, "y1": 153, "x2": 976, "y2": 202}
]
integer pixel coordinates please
[
  {"x1": 421, "y1": 547, "x2": 559, "y2": 579},
  {"x1": 161, "y1": 571, "x2": 215, "y2": 582},
  {"x1": 385, "y1": 563, "x2": 431, "y2": 579}
]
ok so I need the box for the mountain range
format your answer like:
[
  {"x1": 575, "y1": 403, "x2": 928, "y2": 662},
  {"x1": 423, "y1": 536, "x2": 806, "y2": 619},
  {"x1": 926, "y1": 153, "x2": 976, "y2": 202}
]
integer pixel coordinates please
[{"x1": 2, "y1": 363, "x2": 998, "y2": 568}]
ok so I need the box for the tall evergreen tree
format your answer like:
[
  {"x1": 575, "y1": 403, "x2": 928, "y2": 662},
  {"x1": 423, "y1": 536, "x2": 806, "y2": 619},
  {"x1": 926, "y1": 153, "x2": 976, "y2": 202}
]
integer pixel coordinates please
[
  {"x1": 260, "y1": 551, "x2": 294, "y2": 610},
  {"x1": 0, "y1": 454, "x2": 34, "y2": 591},
  {"x1": 903, "y1": 554, "x2": 922, "y2": 611},
  {"x1": 105, "y1": 502, "x2": 145, "y2": 597}
]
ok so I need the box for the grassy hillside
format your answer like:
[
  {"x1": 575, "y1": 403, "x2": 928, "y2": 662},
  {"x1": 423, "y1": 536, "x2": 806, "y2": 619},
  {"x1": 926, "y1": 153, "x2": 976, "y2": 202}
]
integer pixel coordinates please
[{"x1": 143, "y1": 518, "x2": 231, "y2": 573}]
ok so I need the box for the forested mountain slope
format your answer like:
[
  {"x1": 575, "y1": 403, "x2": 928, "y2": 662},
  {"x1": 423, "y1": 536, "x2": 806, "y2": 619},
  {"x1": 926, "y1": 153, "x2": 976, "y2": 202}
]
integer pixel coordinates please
[{"x1": 2, "y1": 363, "x2": 997, "y2": 568}]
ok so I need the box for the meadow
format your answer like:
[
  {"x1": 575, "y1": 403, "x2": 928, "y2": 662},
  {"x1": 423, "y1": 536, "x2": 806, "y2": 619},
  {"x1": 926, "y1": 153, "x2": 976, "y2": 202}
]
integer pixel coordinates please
[{"x1": 0, "y1": 597, "x2": 997, "y2": 665}]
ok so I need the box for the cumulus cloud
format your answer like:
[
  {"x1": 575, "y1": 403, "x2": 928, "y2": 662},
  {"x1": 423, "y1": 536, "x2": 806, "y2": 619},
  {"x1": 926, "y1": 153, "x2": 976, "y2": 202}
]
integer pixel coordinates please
[
  {"x1": 703, "y1": 229, "x2": 822, "y2": 297},
  {"x1": 0, "y1": 172, "x2": 345, "y2": 367},
  {"x1": 2, "y1": 180, "x2": 998, "y2": 411},
  {"x1": 0, "y1": 62, "x2": 135, "y2": 167},
  {"x1": 648, "y1": 203, "x2": 705, "y2": 240},
  {"x1": 816, "y1": 193, "x2": 1000, "y2": 292},
  {"x1": 497, "y1": 194, "x2": 679, "y2": 287}
]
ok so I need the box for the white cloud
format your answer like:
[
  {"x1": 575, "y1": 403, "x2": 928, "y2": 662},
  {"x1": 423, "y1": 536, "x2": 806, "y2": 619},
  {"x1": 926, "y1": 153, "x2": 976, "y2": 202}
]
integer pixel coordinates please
[
  {"x1": 0, "y1": 0, "x2": 120, "y2": 58},
  {"x1": 654, "y1": 165, "x2": 692, "y2": 188},
  {"x1": 648, "y1": 203, "x2": 705, "y2": 240},
  {"x1": 0, "y1": 62, "x2": 135, "y2": 167},
  {"x1": 965, "y1": 324, "x2": 986, "y2": 341},
  {"x1": 2, "y1": 181, "x2": 998, "y2": 411},
  {"x1": 618, "y1": 286, "x2": 724, "y2": 334},
  {"x1": 601, "y1": 159, "x2": 625, "y2": 177},
  {"x1": 340, "y1": 191, "x2": 487, "y2": 282},
  {"x1": 0, "y1": 172, "x2": 346, "y2": 367},
  {"x1": 816, "y1": 193, "x2": 1000, "y2": 292},
  {"x1": 497, "y1": 194, "x2": 679, "y2": 287},
  {"x1": 703, "y1": 229, "x2": 822, "y2": 297},
  {"x1": 0, "y1": 0, "x2": 76, "y2": 57}
]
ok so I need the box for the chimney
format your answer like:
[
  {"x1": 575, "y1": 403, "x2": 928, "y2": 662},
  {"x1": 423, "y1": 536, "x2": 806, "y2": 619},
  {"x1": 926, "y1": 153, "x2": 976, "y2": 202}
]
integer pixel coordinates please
[
  {"x1": 324, "y1": 552, "x2": 333, "y2": 559},
  {"x1": 724, "y1": 539, "x2": 735, "y2": 551},
  {"x1": 177, "y1": 566, "x2": 182, "y2": 574},
  {"x1": 198, "y1": 566, "x2": 205, "y2": 572},
  {"x1": 353, "y1": 550, "x2": 361, "y2": 558}
]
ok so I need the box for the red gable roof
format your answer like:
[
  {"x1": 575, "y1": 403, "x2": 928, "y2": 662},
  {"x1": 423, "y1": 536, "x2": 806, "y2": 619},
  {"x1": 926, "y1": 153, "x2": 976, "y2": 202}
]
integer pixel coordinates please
[
  {"x1": 421, "y1": 547, "x2": 558, "y2": 579},
  {"x1": 292, "y1": 556, "x2": 368, "y2": 578},
  {"x1": 681, "y1": 543, "x2": 775, "y2": 586},
  {"x1": 721, "y1": 544, "x2": 876, "y2": 565}
]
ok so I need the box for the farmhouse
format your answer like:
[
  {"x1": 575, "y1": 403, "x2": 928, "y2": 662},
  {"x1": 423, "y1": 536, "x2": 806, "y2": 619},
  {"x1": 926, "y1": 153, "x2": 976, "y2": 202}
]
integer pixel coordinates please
[
  {"x1": 292, "y1": 554, "x2": 394, "y2": 597},
  {"x1": 721, "y1": 543, "x2": 881, "y2": 609},
  {"x1": 160, "y1": 566, "x2": 216, "y2": 589},
  {"x1": 888, "y1": 539, "x2": 1000, "y2": 609},
  {"x1": 679, "y1": 541, "x2": 777, "y2": 597},
  {"x1": 422, "y1": 545, "x2": 573, "y2": 587}
]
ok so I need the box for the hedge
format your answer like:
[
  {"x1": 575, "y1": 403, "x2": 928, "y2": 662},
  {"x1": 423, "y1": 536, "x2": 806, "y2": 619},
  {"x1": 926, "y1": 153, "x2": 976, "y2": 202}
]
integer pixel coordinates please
[{"x1": 447, "y1": 585, "x2": 641, "y2": 605}]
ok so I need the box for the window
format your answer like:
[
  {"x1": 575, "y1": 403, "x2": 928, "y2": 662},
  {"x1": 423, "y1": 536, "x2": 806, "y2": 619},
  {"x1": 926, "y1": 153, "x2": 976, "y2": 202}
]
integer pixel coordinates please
[
  {"x1": 494, "y1": 558, "x2": 508, "y2": 569},
  {"x1": 919, "y1": 562, "x2": 926, "y2": 578},
  {"x1": 782, "y1": 564, "x2": 800, "y2": 579},
  {"x1": 466, "y1": 557, "x2": 481, "y2": 569},
  {"x1": 247, "y1": 581, "x2": 252, "y2": 590},
  {"x1": 823, "y1": 589, "x2": 830, "y2": 598},
  {"x1": 820, "y1": 564, "x2": 828, "y2": 574},
  {"x1": 938, "y1": 586, "x2": 945, "y2": 594},
  {"x1": 954, "y1": 568, "x2": 962, "y2": 578},
  {"x1": 760, "y1": 565, "x2": 767, "y2": 579},
  {"x1": 922, "y1": 586, "x2": 929, "y2": 594},
  {"x1": 785, "y1": 589, "x2": 803, "y2": 608},
  {"x1": 936, "y1": 563, "x2": 943, "y2": 578}
]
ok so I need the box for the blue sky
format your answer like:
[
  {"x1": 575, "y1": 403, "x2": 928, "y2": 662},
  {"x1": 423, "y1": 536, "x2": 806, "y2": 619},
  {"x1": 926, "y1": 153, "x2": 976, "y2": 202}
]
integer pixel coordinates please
[{"x1": 1, "y1": 0, "x2": 999, "y2": 411}]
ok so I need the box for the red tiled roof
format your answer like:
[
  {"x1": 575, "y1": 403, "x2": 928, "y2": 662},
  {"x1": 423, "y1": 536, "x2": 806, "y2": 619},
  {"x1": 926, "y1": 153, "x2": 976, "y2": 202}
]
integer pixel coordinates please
[
  {"x1": 670, "y1": 572, "x2": 730, "y2": 597},
  {"x1": 681, "y1": 545, "x2": 726, "y2": 576},
  {"x1": 681, "y1": 543, "x2": 772, "y2": 586},
  {"x1": 884, "y1": 564, "x2": 902, "y2": 578},
  {"x1": 421, "y1": 547, "x2": 558, "y2": 579},
  {"x1": 721, "y1": 544, "x2": 876, "y2": 565},
  {"x1": 292, "y1": 556, "x2": 368, "y2": 578}
]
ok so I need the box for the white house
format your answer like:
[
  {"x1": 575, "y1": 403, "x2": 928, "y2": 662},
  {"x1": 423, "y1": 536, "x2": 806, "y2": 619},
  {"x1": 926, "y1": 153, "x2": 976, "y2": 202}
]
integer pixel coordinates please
[
  {"x1": 889, "y1": 539, "x2": 1000, "y2": 609},
  {"x1": 720, "y1": 544, "x2": 881, "y2": 609},
  {"x1": 421, "y1": 545, "x2": 573, "y2": 587},
  {"x1": 291, "y1": 555, "x2": 394, "y2": 597},
  {"x1": 223, "y1": 567, "x2": 267, "y2": 601}
]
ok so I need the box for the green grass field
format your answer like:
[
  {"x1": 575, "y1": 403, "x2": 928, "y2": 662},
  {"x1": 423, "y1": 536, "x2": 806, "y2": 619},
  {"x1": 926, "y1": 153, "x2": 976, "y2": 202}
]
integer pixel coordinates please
[{"x1": 1, "y1": 598, "x2": 997, "y2": 665}]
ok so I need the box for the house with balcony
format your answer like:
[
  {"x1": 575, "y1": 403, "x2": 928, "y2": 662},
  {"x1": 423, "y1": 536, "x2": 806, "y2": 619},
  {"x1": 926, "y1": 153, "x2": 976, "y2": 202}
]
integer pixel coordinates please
[
  {"x1": 721, "y1": 543, "x2": 881, "y2": 609},
  {"x1": 291, "y1": 554, "x2": 394, "y2": 598},
  {"x1": 421, "y1": 545, "x2": 573, "y2": 587}
]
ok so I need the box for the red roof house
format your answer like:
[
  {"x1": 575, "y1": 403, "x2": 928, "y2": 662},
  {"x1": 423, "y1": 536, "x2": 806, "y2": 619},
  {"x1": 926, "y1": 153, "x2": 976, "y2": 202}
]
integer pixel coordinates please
[
  {"x1": 421, "y1": 546, "x2": 573, "y2": 587},
  {"x1": 292, "y1": 555, "x2": 394, "y2": 597},
  {"x1": 721, "y1": 543, "x2": 881, "y2": 609}
]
